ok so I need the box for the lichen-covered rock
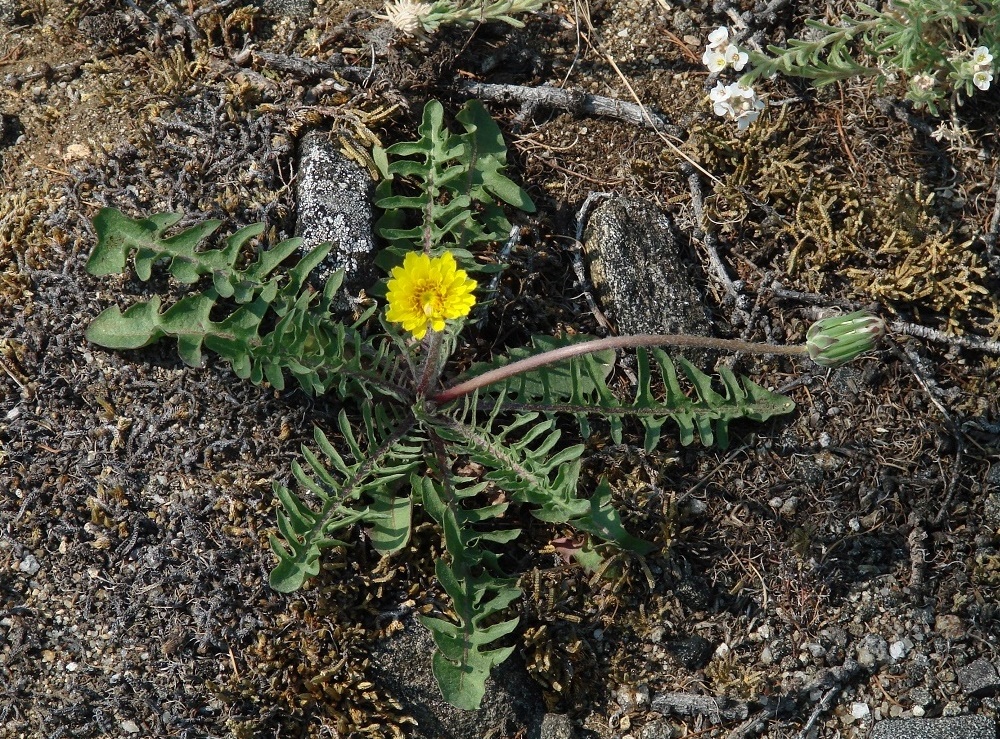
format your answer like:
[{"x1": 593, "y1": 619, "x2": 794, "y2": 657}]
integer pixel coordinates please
[
  {"x1": 295, "y1": 131, "x2": 378, "y2": 302},
  {"x1": 582, "y1": 195, "x2": 711, "y2": 342}
]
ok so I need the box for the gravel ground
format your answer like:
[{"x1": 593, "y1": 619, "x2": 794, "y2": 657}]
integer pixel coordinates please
[{"x1": 1, "y1": 0, "x2": 999, "y2": 737}]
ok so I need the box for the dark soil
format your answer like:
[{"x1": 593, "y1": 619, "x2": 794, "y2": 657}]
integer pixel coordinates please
[{"x1": 1, "y1": 0, "x2": 999, "y2": 737}]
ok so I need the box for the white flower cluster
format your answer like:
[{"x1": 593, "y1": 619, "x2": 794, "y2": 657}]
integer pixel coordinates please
[
  {"x1": 702, "y1": 26, "x2": 748, "y2": 73},
  {"x1": 702, "y1": 26, "x2": 764, "y2": 130},
  {"x1": 710, "y1": 81, "x2": 765, "y2": 130},
  {"x1": 379, "y1": 0, "x2": 436, "y2": 37},
  {"x1": 970, "y1": 45, "x2": 994, "y2": 91}
]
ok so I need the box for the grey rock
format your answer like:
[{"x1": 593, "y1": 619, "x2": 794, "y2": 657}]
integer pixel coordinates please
[
  {"x1": 637, "y1": 719, "x2": 679, "y2": 739},
  {"x1": 935, "y1": 614, "x2": 965, "y2": 641},
  {"x1": 0, "y1": 0, "x2": 24, "y2": 24},
  {"x1": 582, "y1": 196, "x2": 711, "y2": 352},
  {"x1": 671, "y1": 9, "x2": 695, "y2": 35},
  {"x1": 765, "y1": 637, "x2": 793, "y2": 664},
  {"x1": 984, "y1": 486, "x2": 1000, "y2": 528},
  {"x1": 909, "y1": 687, "x2": 934, "y2": 707},
  {"x1": 650, "y1": 691, "x2": 748, "y2": 724},
  {"x1": 941, "y1": 701, "x2": 964, "y2": 717},
  {"x1": 295, "y1": 131, "x2": 378, "y2": 301},
  {"x1": 368, "y1": 616, "x2": 545, "y2": 739},
  {"x1": 78, "y1": 11, "x2": 137, "y2": 46},
  {"x1": 614, "y1": 683, "x2": 650, "y2": 713},
  {"x1": 819, "y1": 626, "x2": 848, "y2": 647},
  {"x1": 958, "y1": 658, "x2": 1000, "y2": 698},
  {"x1": 540, "y1": 713, "x2": 575, "y2": 739},
  {"x1": 869, "y1": 715, "x2": 996, "y2": 739},
  {"x1": 673, "y1": 576, "x2": 711, "y2": 612},
  {"x1": 256, "y1": 0, "x2": 312, "y2": 17},
  {"x1": 856, "y1": 633, "x2": 890, "y2": 668}
]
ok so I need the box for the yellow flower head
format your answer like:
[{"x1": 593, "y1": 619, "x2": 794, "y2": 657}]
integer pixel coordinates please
[{"x1": 385, "y1": 251, "x2": 477, "y2": 340}]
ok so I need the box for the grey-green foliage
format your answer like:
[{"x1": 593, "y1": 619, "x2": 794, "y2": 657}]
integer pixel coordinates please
[
  {"x1": 742, "y1": 0, "x2": 1000, "y2": 115},
  {"x1": 85, "y1": 98, "x2": 795, "y2": 711},
  {"x1": 388, "y1": 0, "x2": 545, "y2": 38},
  {"x1": 85, "y1": 209, "x2": 405, "y2": 400},
  {"x1": 468, "y1": 337, "x2": 794, "y2": 450},
  {"x1": 373, "y1": 98, "x2": 534, "y2": 278}
]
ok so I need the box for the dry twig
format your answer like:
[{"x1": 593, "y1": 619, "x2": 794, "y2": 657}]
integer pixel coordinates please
[
  {"x1": 890, "y1": 320, "x2": 1000, "y2": 355},
  {"x1": 685, "y1": 164, "x2": 738, "y2": 301},
  {"x1": 455, "y1": 80, "x2": 681, "y2": 135}
]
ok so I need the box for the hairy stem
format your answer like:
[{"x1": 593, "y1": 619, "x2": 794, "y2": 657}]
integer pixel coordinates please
[
  {"x1": 431, "y1": 334, "x2": 809, "y2": 404},
  {"x1": 416, "y1": 329, "x2": 444, "y2": 397}
]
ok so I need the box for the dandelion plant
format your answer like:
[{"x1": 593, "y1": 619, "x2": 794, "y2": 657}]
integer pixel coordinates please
[{"x1": 84, "y1": 98, "x2": 884, "y2": 709}]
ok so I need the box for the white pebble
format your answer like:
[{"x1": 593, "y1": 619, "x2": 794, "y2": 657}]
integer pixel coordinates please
[
  {"x1": 851, "y1": 702, "x2": 870, "y2": 719},
  {"x1": 889, "y1": 638, "x2": 912, "y2": 661},
  {"x1": 18, "y1": 554, "x2": 40, "y2": 576}
]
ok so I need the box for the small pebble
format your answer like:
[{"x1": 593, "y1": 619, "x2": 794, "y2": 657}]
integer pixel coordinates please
[
  {"x1": 18, "y1": 554, "x2": 40, "y2": 576},
  {"x1": 889, "y1": 638, "x2": 912, "y2": 661}
]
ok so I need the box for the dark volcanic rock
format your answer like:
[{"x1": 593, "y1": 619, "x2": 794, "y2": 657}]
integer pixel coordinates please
[
  {"x1": 870, "y1": 715, "x2": 996, "y2": 739},
  {"x1": 957, "y1": 658, "x2": 1000, "y2": 698},
  {"x1": 665, "y1": 634, "x2": 713, "y2": 670}
]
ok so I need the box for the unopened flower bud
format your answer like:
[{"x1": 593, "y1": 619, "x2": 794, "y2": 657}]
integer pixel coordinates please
[{"x1": 806, "y1": 311, "x2": 885, "y2": 368}]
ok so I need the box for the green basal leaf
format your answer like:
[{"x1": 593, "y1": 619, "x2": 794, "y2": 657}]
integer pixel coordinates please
[
  {"x1": 374, "y1": 98, "x2": 535, "y2": 278},
  {"x1": 85, "y1": 296, "x2": 166, "y2": 350},
  {"x1": 85, "y1": 209, "x2": 403, "y2": 399},
  {"x1": 368, "y1": 487, "x2": 413, "y2": 553}
]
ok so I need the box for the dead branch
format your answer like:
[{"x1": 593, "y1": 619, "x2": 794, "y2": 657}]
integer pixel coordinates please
[
  {"x1": 455, "y1": 80, "x2": 683, "y2": 136},
  {"x1": 890, "y1": 320, "x2": 1000, "y2": 355},
  {"x1": 650, "y1": 692, "x2": 750, "y2": 724}
]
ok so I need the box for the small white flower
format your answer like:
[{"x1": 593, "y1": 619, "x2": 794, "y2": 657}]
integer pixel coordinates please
[
  {"x1": 710, "y1": 80, "x2": 766, "y2": 130},
  {"x1": 713, "y1": 99, "x2": 734, "y2": 117},
  {"x1": 972, "y1": 45, "x2": 993, "y2": 68},
  {"x1": 709, "y1": 81, "x2": 730, "y2": 102},
  {"x1": 702, "y1": 48, "x2": 728, "y2": 73},
  {"x1": 724, "y1": 44, "x2": 749, "y2": 72},
  {"x1": 973, "y1": 68, "x2": 993, "y2": 91},
  {"x1": 728, "y1": 81, "x2": 756, "y2": 99},
  {"x1": 707, "y1": 26, "x2": 729, "y2": 48},
  {"x1": 736, "y1": 101, "x2": 765, "y2": 130},
  {"x1": 911, "y1": 73, "x2": 936, "y2": 92}
]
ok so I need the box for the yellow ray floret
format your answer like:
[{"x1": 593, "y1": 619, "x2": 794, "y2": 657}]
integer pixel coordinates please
[{"x1": 385, "y1": 251, "x2": 477, "y2": 340}]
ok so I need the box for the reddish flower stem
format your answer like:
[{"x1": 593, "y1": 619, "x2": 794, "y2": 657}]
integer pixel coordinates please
[{"x1": 430, "y1": 334, "x2": 809, "y2": 404}]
